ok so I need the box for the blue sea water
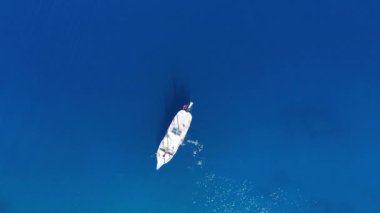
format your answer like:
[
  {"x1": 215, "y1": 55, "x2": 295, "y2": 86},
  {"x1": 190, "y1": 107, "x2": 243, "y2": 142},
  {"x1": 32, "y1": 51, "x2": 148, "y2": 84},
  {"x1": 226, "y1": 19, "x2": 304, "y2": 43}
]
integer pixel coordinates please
[{"x1": 1, "y1": 0, "x2": 380, "y2": 212}]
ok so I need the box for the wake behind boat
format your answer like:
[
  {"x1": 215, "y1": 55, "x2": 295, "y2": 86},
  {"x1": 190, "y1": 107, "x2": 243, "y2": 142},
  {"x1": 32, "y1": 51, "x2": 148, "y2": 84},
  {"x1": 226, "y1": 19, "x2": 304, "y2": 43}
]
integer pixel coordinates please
[{"x1": 156, "y1": 102, "x2": 193, "y2": 170}]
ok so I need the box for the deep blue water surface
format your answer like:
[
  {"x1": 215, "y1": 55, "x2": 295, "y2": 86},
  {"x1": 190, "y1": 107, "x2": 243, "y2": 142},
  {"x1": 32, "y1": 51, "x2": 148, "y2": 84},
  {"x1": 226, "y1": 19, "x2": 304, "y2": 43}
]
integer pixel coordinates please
[{"x1": 1, "y1": 0, "x2": 380, "y2": 212}]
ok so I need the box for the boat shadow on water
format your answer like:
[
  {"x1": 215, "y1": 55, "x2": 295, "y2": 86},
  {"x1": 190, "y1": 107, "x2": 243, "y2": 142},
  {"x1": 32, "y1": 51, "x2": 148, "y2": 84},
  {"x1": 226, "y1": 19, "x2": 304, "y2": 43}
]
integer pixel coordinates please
[{"x1": 156, "y1": 80, "x2": 191, "y2": 145}]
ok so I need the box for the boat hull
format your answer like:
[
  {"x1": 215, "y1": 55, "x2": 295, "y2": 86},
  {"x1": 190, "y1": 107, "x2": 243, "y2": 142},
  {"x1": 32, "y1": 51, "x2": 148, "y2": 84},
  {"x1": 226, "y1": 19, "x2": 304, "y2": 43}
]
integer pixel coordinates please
[{"x1": 156, "y1": 109, "x2": 192, "y2": 170}]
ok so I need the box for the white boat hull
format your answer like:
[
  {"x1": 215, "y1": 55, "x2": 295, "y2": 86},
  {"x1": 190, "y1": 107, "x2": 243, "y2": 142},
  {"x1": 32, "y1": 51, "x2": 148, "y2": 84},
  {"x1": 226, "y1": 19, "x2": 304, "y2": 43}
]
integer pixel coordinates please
[{"x1": 156, "y1": 103, "x2": 193, "y2": 170}]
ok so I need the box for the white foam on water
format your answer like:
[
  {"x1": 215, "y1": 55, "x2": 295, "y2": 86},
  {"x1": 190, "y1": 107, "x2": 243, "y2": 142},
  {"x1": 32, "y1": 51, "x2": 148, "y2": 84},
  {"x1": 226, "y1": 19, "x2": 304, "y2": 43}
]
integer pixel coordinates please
[
  {"x1": 181, "y1": 139, "x2": 312, "y2": 212},
  {"x1": 183, "y1": 139, "x2": 204, "y2": 168},
  {"x1": 192, "y1": 173, "x2": 311, "y2": 213},
  {"x1": 185, "y1": 139, "x2": 204, "y2": 157}
]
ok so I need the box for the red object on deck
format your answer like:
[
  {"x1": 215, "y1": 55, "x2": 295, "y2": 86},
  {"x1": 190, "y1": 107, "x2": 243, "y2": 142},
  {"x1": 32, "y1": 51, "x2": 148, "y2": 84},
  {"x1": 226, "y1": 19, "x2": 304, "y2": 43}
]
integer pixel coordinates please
[{"x1": 182, "y1": 104, "x2": 188, "y2": 110}]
